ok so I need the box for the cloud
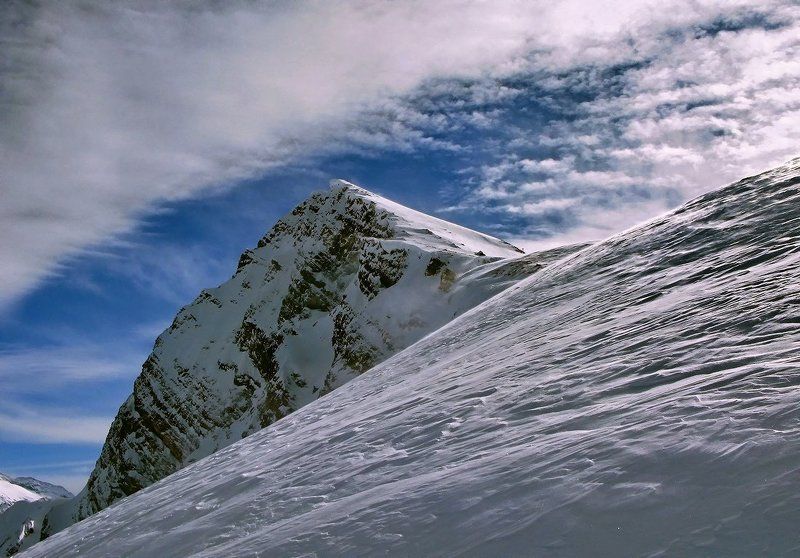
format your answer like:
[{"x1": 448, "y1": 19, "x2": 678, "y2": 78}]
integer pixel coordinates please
[
  {"x1": 0, "y1": 344, "x2": 142, "y2": 395},
  {"x1": 0, "y1": 342, "x2": 138, "y2": 447},
  {"x1": 453, "y1": 0, "x2": 800, "y2": 246},
  {"x1": 0, "y1": 405, "x2": 112, "y2": 444}
]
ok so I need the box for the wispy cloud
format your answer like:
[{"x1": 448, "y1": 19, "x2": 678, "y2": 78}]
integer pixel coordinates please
[
  {"x1": 0, "y1": 0, "x2": 541, "y2": 307},
  {"x1": 0, "y1": 340, "x2": 146, "y2": 448},
  {"x1": 0, "y1": 344, "x2": 141, "y2": 395},
  {"x1": 0, "y1": 405, "x2": 112, "y2": 445},
  {"x1": 449, "y1": 1, "x2": 800, "y2": 245}
]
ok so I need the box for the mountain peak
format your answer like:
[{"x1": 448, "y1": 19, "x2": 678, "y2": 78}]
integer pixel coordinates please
[
  {"x1": 8, "y1": 179, "x2": 552, "y2": 552},
  {"x1": 323, "y1": 179, "x2": 525, "y2": 258},
  {"x1": 328, "y1": 178, "x2": 370, "y2": 195}
]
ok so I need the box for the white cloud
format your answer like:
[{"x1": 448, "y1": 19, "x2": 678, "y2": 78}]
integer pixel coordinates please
[
  {"x1": 0, "y1": 0, "x2": 543, "y2": 307},
  {"x1": 462, "y1": 1, "x2": 800, "y2": 245},
  {"x1": 0, "y1": 343, "x2": 137, "y2": 449},
  {"x1": 0, "y1": 345, "x2": 141, "y2": 395},
  {"x1": 0, "y1": 405, "x2": 112, "y2": 444}
]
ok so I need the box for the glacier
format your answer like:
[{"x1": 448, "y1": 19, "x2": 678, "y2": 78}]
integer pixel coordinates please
[{"x1": 18, "y1": 158, "x2": 800, "y2": 556}]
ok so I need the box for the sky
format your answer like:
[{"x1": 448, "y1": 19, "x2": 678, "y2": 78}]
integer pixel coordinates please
[{"x1": 1, "y1": 0, "x2": 799, "y2": 494}]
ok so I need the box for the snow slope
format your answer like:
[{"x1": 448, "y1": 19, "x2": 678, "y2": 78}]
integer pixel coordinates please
[
  {"x1": 6, "y1": 479, "x2": 71, "y2": 502},
  {"x1": 22, "y1": 159, "x2": 800, "y2": 557},
  {"x1": 65, "y1": 180, "x2": 528, "y2": 522},
  {"x1": 0, "y1": 474, "x2": 71, "y2": 514}
]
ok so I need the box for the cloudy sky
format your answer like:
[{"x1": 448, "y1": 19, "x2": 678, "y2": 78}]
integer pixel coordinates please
[{"x1": 1, "y1": 0, "x2": 799, "y2": 492}]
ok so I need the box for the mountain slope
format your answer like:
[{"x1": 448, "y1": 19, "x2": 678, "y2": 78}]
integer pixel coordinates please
[
  {"x1": 0, "y1": 475, "x2": 71, "y2": 514},
  {"x1": 5, "y1": 479, "x2": 71, "y2": 502},
  {"x1": 68, "y1": 180, "x2": 527, "y2": 521},
  {"x1": 4, "y1": 180, "x2": 566, "y2": 554},
  {"x1": 22, "y1": 159, "x2": 800, "y2": 557}
]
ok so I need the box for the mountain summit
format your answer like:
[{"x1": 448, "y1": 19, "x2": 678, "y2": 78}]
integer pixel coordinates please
[
  {"x1": 72, "y1": 181, "x2": 527, "y2": 520},
  {"x1": 4, "y1": 180, "x2": 574, "y2": 554},
  {"x1": 20, "y1": 158, "x2": 800, "y2": 557}
]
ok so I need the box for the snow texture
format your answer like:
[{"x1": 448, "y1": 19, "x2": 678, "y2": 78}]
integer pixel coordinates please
[{"x1": 20, "y1": 159, "x2": 800, "y2": 556}]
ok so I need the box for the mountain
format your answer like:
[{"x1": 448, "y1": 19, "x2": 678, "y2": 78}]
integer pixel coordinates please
[
  {"x1": 19, "y1": 158, "x2": 800, "y2": 557},
  {"x1": 5, "y1": 180, "x2": 574, "y2": 555},
  {"x1": 0, "y1": 475, "x2": 70, "y2": 555},
  {"x1": 4, "y1": 479, "x2": 71, "y2": 503},
  {"x1": 0, "y1": 477, "x2": 41, "y2": 515},
  {"x1": 0, "y1": 475, "x2": 71, "y2": 514}
]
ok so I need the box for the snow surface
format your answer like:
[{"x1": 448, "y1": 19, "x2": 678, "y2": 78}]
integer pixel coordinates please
[{"x1": 21, "y1": 159, "x2": 800, "y2": 556}]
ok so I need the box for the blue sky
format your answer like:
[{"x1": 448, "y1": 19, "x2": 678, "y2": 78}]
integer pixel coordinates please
[{"x1": 2, "y1": 0, "x2": 799, "y2": 493}]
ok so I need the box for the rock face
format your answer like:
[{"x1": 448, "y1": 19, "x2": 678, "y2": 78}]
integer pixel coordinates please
[
  {"x1": 12, "y1": 179, "x2": 563, "y2": 550},
  {"x1": 71, "y1": 181, "x2": 527, "y2": 520}
]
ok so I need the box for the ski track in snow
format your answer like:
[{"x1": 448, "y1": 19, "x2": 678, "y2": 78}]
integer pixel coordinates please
[{"x1": 21, "y1": 159, "x2": 800, "y2": 557}]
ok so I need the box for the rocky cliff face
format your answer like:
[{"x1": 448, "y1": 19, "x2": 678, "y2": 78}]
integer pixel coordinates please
[
  {"x1": 21, "y1": 159, "x2": 800, "y2": 558},
  {"x1": 4, "y1": 182, "x2": 590, "y2": 555}
]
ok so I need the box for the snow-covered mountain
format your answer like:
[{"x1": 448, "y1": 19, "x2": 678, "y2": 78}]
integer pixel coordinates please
[
  {"x1": 5, "y1": 180, "x2": 573, "y2": 555},
  {"x1": 0, "y1": 477, "x2": 41, "y2": 515},
  {"x1": 19, "y1": 158, "x2": 800, "y2": 557},
  {"x1": 68, "y1": 180, "x2": 532, "y2": 521},
  {"x1": 0, "y1": 475, "x2": 70, "y2": 555},
  {"x1": 4, "y1": 479, "x2": 71, "y2": 503},
  {"x1": 0, "y1": 475, "x2": 70, "y2": 514}
]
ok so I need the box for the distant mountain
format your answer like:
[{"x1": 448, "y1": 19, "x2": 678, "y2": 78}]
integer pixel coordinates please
[
  {"x1": 5, "y1": 180, "x2": 572, "y2": 555},
  {"x1": 20, "y1": 158, "x2": 800, "y2": 557},
  {"x1": 0, "y1": 474, "x2": 70, "y2": 555},
  {"x1": 0, "y1": 476, "x2": 41, "y2": 515},
  {"x1": 5, "y1": 479, "x2": 70, "y2": 503},
  {"x1": 0, "y1": 475, "x2": 70, "y2": 514}
]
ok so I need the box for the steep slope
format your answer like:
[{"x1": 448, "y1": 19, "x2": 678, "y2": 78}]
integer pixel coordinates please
[
  {"x1": 5, "y1": 180, "x2": 563, "y2": 554},
  {"x1": 69, "y1": 181, "x2": 525, "y2": 520},
  {"x1": 22, "y1": 158, "x2": 800, "y2": 557}
]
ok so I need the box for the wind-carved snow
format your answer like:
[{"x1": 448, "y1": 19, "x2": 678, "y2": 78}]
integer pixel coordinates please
[
  {"x1": 5, "y1": 180, "x2": 563, "y2": 554},
  {"x1": 21, "y1": 159, "x2": 800, "y2": 557}
]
